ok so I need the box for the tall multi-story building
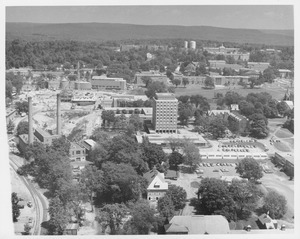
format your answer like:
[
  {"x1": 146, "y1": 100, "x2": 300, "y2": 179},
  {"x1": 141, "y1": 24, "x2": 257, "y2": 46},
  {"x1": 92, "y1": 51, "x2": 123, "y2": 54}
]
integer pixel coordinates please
[
  {"x1": 153, "y1": 93, "x2": 178, "y2": 133},
  {"x1": 190, "y1": 41, "x2": 196, "y2": 49}
]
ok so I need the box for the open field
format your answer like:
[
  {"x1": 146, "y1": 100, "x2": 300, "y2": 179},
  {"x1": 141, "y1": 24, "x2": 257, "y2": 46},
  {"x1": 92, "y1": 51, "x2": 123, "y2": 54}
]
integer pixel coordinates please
[
  {"x1": 174, "y1": 84, "x2": 287, "y2": 101},
  {"x1": 283, "y1": 138, "x2": 294, "y2": 149},
  {"x1": 275, "y1": 128, "x2": 294, "y2": 139},
  {"x1": 273, "y1": 142, "x2": 291, "y2": 152}
]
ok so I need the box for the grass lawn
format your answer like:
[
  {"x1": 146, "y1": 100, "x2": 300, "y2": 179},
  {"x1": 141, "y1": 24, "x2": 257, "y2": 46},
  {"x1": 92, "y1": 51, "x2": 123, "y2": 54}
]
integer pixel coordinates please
[
  {"x1": 273, "y1": 142, "x2": 291, "y2": 152},
  {"x1": 190, "y1": 181, "x2": 200, "y2": 189},
  {"x1": 275, "y1": 128, "x2": 294, "y2": 139},
  {"x1": 283, "y1": 138, "x2": 294, "y2": 149},
  {"x1": 174, "y1": 84, "x2": 286, "y2": 100}
]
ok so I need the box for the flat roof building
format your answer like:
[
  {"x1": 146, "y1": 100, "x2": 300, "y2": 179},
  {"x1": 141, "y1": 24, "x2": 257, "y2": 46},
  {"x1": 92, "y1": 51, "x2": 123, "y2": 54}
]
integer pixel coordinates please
[
  {"x1": 91, "y1": 75, "x2": 126, "y2": 91},
  {"x1": 134, "y1": 71, "x2": 170, "y2": 86},
  {"x1": 153, "y1": 93, "x2": 178, "y2": 134},
  {"x1": 165, "y1": 215, "x2": 230, "y2": 234}
]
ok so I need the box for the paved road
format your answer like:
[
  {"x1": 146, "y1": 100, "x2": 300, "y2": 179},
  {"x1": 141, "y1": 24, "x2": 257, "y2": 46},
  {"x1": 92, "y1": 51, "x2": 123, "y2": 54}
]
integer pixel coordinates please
[{"x1": 10, "y1": 155, "x2": 48, "y2": 235}]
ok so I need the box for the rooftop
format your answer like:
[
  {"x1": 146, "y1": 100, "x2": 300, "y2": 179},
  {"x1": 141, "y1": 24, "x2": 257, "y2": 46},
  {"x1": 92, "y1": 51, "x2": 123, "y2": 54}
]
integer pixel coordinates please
[
  {"x1": 155, "y1": 93, "x2": 177, "y2": 100},
  {"x1": 92, "y1": 75, "x2": 125, "y2": 81},
  {"x1": 70, "y1": 142, "x2": 85, "y2": 150},
  {"x1": 143, "y1": 168, "x2": 168, "y2": 190},
  {"x1": 248, "y1": 62, "x2": 270, "y2": 65},
  {"x1": 83, "y1": 139, "x2": 97, "y2": 148},
  {"x1": 34, "y1": 128, "x2": 52, "y2": 138},
  {"x1": 165, "y1": 215, "x2": 230, "y2": 234},
  {"x1": 278, "y1": 69, "x2": 292, "y2": 73},
  {"x1": 65, "y1": 223, "x2": 79, "y2": 230}
]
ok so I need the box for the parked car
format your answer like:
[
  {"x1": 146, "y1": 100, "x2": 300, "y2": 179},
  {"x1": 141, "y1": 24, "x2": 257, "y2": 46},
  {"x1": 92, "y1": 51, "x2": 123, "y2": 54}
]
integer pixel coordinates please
[
  {"x1": 213, "y1": 169, "x2": 219, "y2": 172},
  {"x1": 27, "y1": 201, "x2": 32, "y2": 208}
]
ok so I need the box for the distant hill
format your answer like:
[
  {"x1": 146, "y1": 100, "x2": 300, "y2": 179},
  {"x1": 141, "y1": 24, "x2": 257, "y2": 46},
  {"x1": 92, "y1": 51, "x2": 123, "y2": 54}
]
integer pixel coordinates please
[{"x1": 6, "y1": 22, "x2": 294, "y2": 46}]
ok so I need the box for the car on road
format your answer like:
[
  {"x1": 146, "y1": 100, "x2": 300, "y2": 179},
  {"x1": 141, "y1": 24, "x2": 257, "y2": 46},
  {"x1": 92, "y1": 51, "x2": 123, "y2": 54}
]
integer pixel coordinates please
[{"x1": 27, "y1": 201, "x2": 32, "y2": 208}]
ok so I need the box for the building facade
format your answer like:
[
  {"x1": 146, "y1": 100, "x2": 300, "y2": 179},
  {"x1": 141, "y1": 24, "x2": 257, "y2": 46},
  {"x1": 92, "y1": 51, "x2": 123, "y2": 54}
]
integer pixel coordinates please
[
  {"x1": 134, "y1": 71, "x2": 170, "y2": 86},
  {"x1": 153, "y1": 93, "x2": 178, "y2": 133},
  {"x1": 33, "y1": 128, "x2": 59, "y2": 146},
  {"x1": 273, "y1": 152, "x2": 294, "y2": 178},
  {"x1": 69, "y1": 142, "x2": 86, "y2": 162},
  {"x1": 91, "y1": 76, "x2": 126, "y2": 90},
  {"x1": 143, "y1": 167, "x2": 168, "y2": 206}
]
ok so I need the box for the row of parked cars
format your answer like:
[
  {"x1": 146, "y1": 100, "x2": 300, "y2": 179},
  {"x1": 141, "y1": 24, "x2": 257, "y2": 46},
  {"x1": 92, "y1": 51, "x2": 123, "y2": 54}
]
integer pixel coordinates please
[
  {"x1": 229, "y1": 139, "x2": 257, "y2": 143},
  {"x1": 199, "y1": 162, "x2": 237, "y2": 167},
  {"x1": 219, "y1": 144, "x2": 256, "y2": 148}
]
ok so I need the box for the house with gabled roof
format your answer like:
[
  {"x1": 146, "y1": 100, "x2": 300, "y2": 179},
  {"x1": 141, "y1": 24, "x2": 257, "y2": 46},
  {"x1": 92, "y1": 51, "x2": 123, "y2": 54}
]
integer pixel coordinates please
[{"x1": 143, "y1": 166, "x2": 168, "y2": 206}]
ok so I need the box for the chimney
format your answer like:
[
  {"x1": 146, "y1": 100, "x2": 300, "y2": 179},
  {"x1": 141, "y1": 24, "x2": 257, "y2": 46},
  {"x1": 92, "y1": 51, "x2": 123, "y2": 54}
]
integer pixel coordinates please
[
  {"x1": 57, "y1": 94, "x2": 61, "y2": 136},
  {"x1": 28, "y1": 97, "x2": 34, "y2": 144}
]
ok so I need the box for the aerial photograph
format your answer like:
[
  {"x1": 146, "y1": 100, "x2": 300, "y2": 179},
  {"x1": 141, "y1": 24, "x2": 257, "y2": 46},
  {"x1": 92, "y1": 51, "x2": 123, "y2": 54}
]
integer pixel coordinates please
[{"x1": 4, "y1": 3, "x2": 296, "y2": 237}]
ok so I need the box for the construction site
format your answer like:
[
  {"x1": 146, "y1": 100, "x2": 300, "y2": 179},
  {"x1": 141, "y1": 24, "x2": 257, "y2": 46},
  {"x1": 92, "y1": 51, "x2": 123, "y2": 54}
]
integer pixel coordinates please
[{"x1": 16, "y1": 89, "x2": 117, "y2": 138}]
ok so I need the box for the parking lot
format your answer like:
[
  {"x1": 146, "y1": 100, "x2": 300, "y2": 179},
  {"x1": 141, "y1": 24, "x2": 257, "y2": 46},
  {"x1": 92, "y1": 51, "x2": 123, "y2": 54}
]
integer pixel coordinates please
[{"x1": 196, "y1": 162, "x2": 239, "y2": 179}]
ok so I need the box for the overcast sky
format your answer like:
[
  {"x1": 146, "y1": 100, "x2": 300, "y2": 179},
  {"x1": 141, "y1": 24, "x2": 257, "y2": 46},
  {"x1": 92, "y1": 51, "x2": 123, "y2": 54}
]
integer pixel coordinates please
[{"x1": 6, "y1": 5, "x2": 294, "y2": 30}]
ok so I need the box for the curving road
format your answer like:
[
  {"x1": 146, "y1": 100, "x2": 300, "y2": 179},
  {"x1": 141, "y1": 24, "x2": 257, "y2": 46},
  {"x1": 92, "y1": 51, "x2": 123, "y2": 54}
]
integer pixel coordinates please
[{"x1": 10, "y1": 155, "x2": 48, "y2": 235}]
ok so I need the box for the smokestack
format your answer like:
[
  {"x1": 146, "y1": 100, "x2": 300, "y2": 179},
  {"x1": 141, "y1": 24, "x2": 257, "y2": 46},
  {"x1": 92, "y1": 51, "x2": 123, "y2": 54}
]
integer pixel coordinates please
[
  {"x1": 57, "y1": 94, "x2": 61, "y2": 136},
  {"x1": 28, "y1": 97, "x2": 34, "y2": 144}
]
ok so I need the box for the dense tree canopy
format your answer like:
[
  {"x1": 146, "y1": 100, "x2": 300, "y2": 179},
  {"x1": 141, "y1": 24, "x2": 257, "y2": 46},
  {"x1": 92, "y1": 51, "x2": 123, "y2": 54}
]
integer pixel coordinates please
[
  {"x1": 262, "y1": 190, "x2": 287, "y2": 219},
  {"x1": 236, "y1": 157, "x2": 263, "y2": 182},
  {"x1": 168, "y1": 151, "x2": 184, "y2": 171},
  {"x1": 157, "y1": 195, "x2": 175, "y2": 219},
  {"x1": 96, "y1": 203, "x2": 128, "y2": 235},
  {"x1": 229, "y1": 180, "x2": 263, "y2": 218},
  {"x1": 197, "y1": 178, "x2": 236, "y2": 221},
  {"x1": 101, "y1": 162, "x2": 147, "y2": 204},
  {"x1": 16, "y1": 121, "x2": 29, "y2": 136},
  {"x1": 15, "y1": 101, "x2": 29, "y2": 114},
  {"x1": 165, "y1": 185, "x2": 187, "y2": 211},
  {"x1": 248, "y1": 113, "x2": 269, "y2": 138},
  {"x1": 124, "y1": 200, "x2": 157, "y2": 235},
  {"x1": 12, "y1": 192, "x2": 20, "y2": 222}
]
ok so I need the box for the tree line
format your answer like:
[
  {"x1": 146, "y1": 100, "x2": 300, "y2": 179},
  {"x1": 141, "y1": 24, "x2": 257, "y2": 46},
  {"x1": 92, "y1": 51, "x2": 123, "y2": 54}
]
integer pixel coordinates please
[{"x1": 6, "y1": 38, "x2": 293, "y2": 84}]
